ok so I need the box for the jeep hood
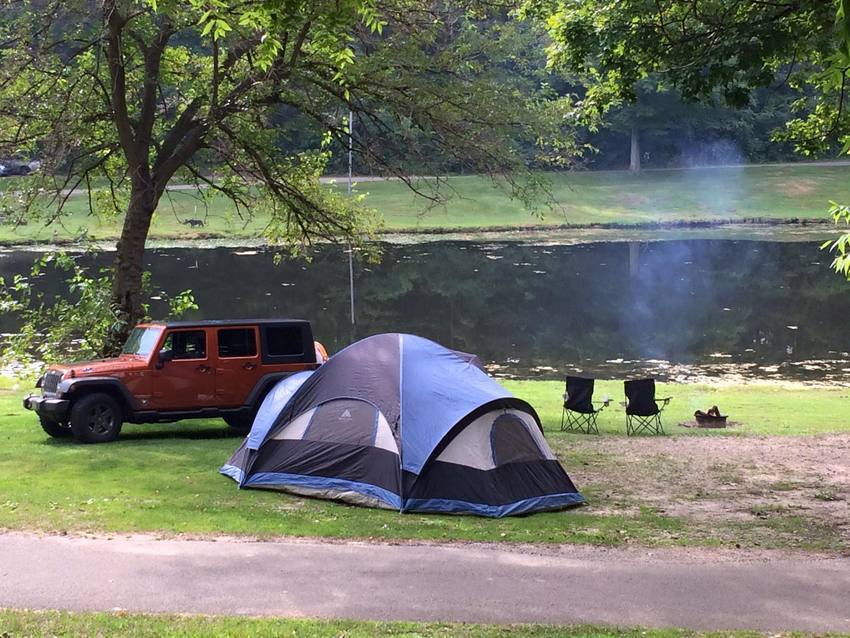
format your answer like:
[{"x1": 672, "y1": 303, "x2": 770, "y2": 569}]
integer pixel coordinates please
[{"x1": 48, "y1": 355, "x2": 149, "y2": 377}]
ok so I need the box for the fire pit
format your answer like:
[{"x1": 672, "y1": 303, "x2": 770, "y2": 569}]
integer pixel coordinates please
[{"x1": 693, "y1": 406, "x2": 727, "y2": 428}]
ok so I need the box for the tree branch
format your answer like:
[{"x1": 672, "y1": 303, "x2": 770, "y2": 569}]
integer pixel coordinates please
[
  {"x1": 137, "y1": 17, "x2": 174, "y2": 148},
  {"x1": 104, "y1": 0, "x2": 143, "y2": 173}
]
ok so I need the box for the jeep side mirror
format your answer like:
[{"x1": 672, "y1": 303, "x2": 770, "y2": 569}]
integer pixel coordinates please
[{"x1": 156, "y1": 349, "x2": 173, "y2": 369}]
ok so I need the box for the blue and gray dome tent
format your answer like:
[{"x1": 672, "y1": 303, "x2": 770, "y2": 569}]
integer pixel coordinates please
[{"x1": 221, "y1": 333, "x2": 584, "y2": 517}]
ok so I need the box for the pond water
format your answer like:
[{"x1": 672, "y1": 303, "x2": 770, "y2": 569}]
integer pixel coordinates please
[{"x1": 2, "y1": 239, "x2": 850, "y2": 383}]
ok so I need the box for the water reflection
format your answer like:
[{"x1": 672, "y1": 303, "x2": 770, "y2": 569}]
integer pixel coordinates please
[{"x1": 1, "y1": 239, "x2": 849, "y2": 382}]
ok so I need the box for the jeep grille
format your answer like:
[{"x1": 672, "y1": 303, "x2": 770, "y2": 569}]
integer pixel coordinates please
[{"x1": 42, "y1": 371, "x2": 63, "y2": 395}]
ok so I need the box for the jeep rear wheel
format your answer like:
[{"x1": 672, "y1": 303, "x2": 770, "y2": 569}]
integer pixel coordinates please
[
  {"x1": 223, "y1": 414, "x2": 253, "y2": 433},
  {"x1": 40, "y1": 416, "x2": 72, "y2": 438},
  {"x1": 70, "y1": 393, "x2": 123, "y2": 443}
]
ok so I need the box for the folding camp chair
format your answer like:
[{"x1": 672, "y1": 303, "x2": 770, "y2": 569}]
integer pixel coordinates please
[
  {"x1": 624, "y1": 378, "x2": 671, "y2": 435},
  {"x1": 561, "y1": 376, "x2": 608, "y2": 434}
]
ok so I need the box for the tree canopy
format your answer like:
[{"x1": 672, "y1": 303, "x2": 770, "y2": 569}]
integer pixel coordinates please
[
  {"x1": 0, "y1": 0, "x2": 575, "y2": 345},
  {"x1": 525, "y1": 0, "x2": 850, "y2": 276}
]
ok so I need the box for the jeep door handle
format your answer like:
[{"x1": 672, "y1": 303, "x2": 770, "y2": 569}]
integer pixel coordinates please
[
  {"x1": 196, "y1": 364, "x2": 211, "y2": 373},
  {"x1": 242, "y1": 363, "x2": 257, "y2": 370}
]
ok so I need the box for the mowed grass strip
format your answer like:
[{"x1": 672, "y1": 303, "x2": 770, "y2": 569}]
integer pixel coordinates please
[
  {"x1": 0, "y1": 379, "x2": 848, "y2": 549},
  {"x1": 359, "y1": 164, "x2": 850, "y2": 228},
  {"x1": 0, "y1": 609, "x2": 796, "y2": 638},
  {"x1": 2, "y1": 164, "x2": 849, "y2": 244}
]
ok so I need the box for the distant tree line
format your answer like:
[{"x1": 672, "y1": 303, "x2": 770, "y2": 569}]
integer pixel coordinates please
[{"x1": 283, "y1": 71, "x2": 810, "y2": 174}]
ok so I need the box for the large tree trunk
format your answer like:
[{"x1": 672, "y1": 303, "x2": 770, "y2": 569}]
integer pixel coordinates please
[
  {"x1": 109, "y1": 180, "x2": 158, "y2": 351},
  {"x1": 629, "y1": 124, "x2": 641, "y2": 172}
]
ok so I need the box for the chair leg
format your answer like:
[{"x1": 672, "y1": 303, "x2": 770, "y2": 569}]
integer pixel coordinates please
[
  {"x1": 562, "y1": 408, "x2": 578, "y2": 432},
  {"x1": 627, "y1": 414, "x2": 665, "y2": 436},
  {"x1": 563, "y1": 410, "x2": 599, "y2": 434}
]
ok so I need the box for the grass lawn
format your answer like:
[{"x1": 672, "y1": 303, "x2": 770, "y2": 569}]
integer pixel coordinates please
[
  {"x1": 510, "y1": 379, "x2": 850, "y2": 436},
  {"x1": 1, "y1": 377, "x2": 848, "y2": 551},
  {"x1": 0, "y1": 610, "x2": 794, "y2": 638},
  {"x1": 359, "y1": 164, "x2": 850, "y2": 229},
  {"x1": 2, "y1": 163, "x2": 849, "y2": 245}
]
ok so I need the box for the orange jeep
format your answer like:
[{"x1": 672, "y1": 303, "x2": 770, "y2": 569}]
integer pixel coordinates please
[{"x1": 23, "y1": 319, "x2": 327, "y2": 443}]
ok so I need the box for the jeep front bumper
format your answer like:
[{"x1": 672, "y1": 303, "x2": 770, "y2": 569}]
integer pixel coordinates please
[{"x1": 23, "y1": 395, "x2": 70, "y2": 421}]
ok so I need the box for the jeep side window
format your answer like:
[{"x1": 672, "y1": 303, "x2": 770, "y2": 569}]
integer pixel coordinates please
[
  {"x1": 218, "y1": 328, "x2": 257, "y2": 358},
  {"x1": 265, "y1": 326, "x2": 304, "y2": 356},
  {"x1": 161, "y1": 330, "x2": 207, "y2": 360}
]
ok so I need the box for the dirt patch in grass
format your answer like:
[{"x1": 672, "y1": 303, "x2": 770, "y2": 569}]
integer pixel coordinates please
[
  {"x1": 556, "y1": 434, "x2": 850, "y2": 551},
  {"x1": 778, "y1": 179, "x2": 817, "y2": 196}
]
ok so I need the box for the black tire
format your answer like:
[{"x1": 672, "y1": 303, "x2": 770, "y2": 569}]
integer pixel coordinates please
[
  {"x1": 40, "y1": 415, "x2": 72, "y2": 438},
  {"x1": 223, "y1": 414, "x2": 253, "y2": 433},
  {"x1": 69, "y1": 392, "x2": 123, "y2": 443}
]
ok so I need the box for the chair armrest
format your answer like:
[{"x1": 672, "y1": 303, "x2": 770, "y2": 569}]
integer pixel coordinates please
[{"x1": 659, "y1": 397, "x2": 672, "y2": 406}]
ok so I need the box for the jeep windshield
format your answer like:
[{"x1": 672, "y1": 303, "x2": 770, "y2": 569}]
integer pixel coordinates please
[{"x1": 121, "y1": 326, "x2": 163, "y2": 356}]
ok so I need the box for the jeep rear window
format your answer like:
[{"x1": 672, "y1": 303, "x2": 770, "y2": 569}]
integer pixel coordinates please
[
  {"x1": 265, "y1": 326, "x2": 304, "y2": 356},
  {"x1": 218, "y1": 328, "x2": 257, "y2": 358},
  {"x1": 122, "y1": 327, "x2": 163, "y2": 356}
]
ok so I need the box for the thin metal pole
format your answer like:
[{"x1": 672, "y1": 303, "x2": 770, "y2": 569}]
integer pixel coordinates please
[{"x1": 347, "y1": 109, "x2": 355, "y2": 326}]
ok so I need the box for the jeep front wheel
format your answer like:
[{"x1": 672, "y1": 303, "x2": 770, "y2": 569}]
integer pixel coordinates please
[
  {"x1": 40, "y1": 416, "x2": 72, "y2": 438},
  {"x1": 70, "y1": 393, "x2": 123, "y2": 443}
]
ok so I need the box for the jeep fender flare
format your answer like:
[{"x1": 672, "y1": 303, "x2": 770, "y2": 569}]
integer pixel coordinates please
[
  {"x1": 244, "y1": 372, "x2": 296, "y2": 408},
  {"x1": 57, "y1": 377, "x2": 140, "y2": 413}
]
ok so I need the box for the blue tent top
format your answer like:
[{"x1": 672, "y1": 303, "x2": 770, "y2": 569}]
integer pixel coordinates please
[
  {"x1": 243, "y1": 333, "x2": 517, "y2": 474},
  {"x1": 399, "y1": 333, "x2": 512, "y2": 473}
]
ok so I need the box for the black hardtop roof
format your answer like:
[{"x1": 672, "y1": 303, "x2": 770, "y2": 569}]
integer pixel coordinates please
[{"x1": 152, "y1": 319, "x2": 311, "y2": 329}]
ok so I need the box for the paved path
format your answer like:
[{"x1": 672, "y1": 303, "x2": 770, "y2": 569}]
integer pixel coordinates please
[{"x1": 1, "y1": 532, "x2": 849, "y2": 631}]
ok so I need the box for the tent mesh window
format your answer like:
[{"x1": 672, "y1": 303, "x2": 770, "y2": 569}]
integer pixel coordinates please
[
  {"x1": 490, "y1": 413, "x2": 543, "y2": 466},
  {"x1": 303, "y1": 399, "x2": 378, "y2": 447}
]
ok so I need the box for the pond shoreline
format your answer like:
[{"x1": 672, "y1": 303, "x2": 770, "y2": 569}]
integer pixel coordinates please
[{"x1": 0, "y1": 218, "x2": 838, "y2": 252}]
